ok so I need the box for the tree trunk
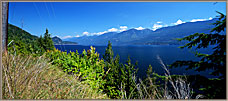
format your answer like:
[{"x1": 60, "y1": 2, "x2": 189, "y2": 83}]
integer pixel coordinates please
[{"x1": 2, "y1": 2, "x2": 9, "y2": 54}]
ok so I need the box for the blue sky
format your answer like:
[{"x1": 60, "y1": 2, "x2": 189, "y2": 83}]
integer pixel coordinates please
[{"x1": 9, "y1": 2, "x2": 226, "y2": 39}]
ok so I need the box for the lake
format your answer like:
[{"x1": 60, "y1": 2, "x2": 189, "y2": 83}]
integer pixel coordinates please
[{"x1": 55, "y1": 45, "x2": 216, "y2": 78}]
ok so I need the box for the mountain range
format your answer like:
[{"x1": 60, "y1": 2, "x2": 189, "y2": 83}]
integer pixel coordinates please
[{"x1": 64, "y1": 18, "x2": 222, "y2": 46}]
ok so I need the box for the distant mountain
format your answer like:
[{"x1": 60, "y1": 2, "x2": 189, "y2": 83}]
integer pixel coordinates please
[
  {"x1": 65, "y1": 18, "x2": 223, "y2": 46},
  {"x1": 52, "y1": 36, "x2": 78, "y2": 45}
]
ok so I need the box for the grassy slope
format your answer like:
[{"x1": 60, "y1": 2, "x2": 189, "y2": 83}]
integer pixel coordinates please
[
  {"x1": 5, "y1": 24, "x2": 107, "y2": 99},
  {"x1": 2, "y1": 54, "x2": 108, "y2": 99}
]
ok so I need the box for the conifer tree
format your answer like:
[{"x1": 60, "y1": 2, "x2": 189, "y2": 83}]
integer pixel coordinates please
[
  {"x1": 103, "y1": 41, "x2": 121, "y2": 98},
  {"x1": 103, "y1": 41, "x2": 114, "y2": 63},
  {"x1": 43, "y1": 28, "x2": 55, "y2": 51},
  {"x1": 37, "y1": 35, "x2": 45, "y2": 54},
  {"x1": 124, "y1": 56, "x2": 138, "y2": 98},
  {"x1": 170, "y1": 12, "x2": 226, "y2": 79},
  {"x1": 170, "y1": 11, "x2": 226, "y2": 99},
  {"x1": 103, "y1": 41, "x2": 139, "y2": 99}
]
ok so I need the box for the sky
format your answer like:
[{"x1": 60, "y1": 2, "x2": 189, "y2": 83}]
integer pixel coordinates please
[{"x1": 8, "y1": 2, "x2": 226, "y2": 39}]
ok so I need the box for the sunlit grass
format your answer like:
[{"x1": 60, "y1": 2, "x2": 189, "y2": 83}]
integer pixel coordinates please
[{"x1": 2, "y1": 53, "x2": 108, "y2": 99}]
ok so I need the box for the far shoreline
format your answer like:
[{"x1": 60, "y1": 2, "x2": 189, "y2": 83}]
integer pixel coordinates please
[
  {"x1": 54, "y1": 44, "x2": 78, "y2": 45},
  {"x1": 54, "y1": 44, "x2": 184, "y2": 47}
]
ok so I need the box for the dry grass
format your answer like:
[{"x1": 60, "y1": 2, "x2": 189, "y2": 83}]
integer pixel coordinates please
[
  {"x1": 2, "y1": 53, "x2": 108, "y2": 99},
  {"x1": 157, "y1": 55, "x2": 193, "y2": 99},
  {"x1": 132, "y1": 55, "x2": 203, "y2": 99}
]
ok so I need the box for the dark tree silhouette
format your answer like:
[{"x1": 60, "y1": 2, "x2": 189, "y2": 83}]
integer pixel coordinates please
[
  {"x1": 170, "y1": 11, "x2": 226, "y2": 79},
  {"x1": 170, "y1": 12, "x2": 226, "y2": 99}
]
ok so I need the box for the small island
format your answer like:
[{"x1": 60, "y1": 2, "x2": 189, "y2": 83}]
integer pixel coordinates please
[{"x1": 52, "y1": 36, "x2": 78, "y2": 45}]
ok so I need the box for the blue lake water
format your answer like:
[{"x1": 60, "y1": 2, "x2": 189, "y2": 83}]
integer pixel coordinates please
[{"x1": 55, "y1": 45, "x2": 216, "y2": 78}]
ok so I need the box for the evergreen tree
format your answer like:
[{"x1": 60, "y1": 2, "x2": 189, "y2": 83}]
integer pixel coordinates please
[
  {"x1": 143, "y1": 65, "x2": 163, "y2": 99},
  {"x1": 102, "y1": 41, "x2": 121, "y2": 98},
  {"x1": 37, "y1": 35, "x2": 45, "y2": 54},
  {"x1": 170, "y1": 11, "x2": 226, "y2": 79},
  {"x1": 170, "y1": 11, "x2": 226, "y2": 99},
  {"x1": 124, "y1": 56, "x2": 138, "y2": 99},
  {"x1": 102, "y1": 41, "x2": 138, "y2": 99},
  {"x1": 35, "y1": 29, "x2": 55, "y2": 55},
  {"x1": 43, "y1": 28, "x2": 55, "y2": 51},
  {"x1": 103, "y1": 41, "x2": 114, "y2": 63}
]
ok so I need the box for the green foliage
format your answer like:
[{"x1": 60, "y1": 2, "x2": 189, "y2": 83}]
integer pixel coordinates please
[
  {"x1": 102, "y1": 41, "x2": 121, "y2": 98},
  {"x1": 170, "y1": 12, "x2": 226, "y2": 99},
  {"x1": 36, "y1": 29, "x2": 55, "y2": 54},
  {"x1": 185, "y1": 75, "x2": 225, "y2": 99},
  {"x1": 142, "y1": 65, "x2": 172, "y2": 99},
  {"x1": 46, "y1": 46, "x2": 106, "y2": 91},
  {"x1": 171, "y1": 12, "x2": 226, "y2": 79},
  {"x1": 123, "y1": 56, "x2": 138, "y2": 98},
  {"x1": 103, "y1": 41, "x2": 114, "y2": 63},
  {"x1": 112, "y1": 57, "x2": 138, "y2": 99},
  {"x1": 8, "y1": 24, "x2": 39, "y2": 55},
  {"x1": 102, "y1": 55, "x2": 122, "y2": 99},
  {"x1": 144, "y1": 65, "x2": 162, "y2": 91},
  {"x1": 102, "y1": 41, "x2": 139, "y2": 99},
  {"x1": 8, "y1": 24, "x2": 38, "y2": 43},
  {"x1": 43, "y1": 29, "x2": 55, "y2": 51},
  {"x1": 8, "y1": 24, "x2": 54, "y2": 56}
]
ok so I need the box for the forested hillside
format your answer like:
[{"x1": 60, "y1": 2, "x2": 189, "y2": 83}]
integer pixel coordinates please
[
  {"x1": 8, "y1": 23, "x2": 54, "y2": 55},
  {"x1": 8, "y1": 24, "x2": 38, "y2": 43}
]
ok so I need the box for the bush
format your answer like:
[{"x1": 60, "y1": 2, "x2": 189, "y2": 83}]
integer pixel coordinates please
[{"x1": 46, "y1": 46, "x2": 106, "y2": 91}]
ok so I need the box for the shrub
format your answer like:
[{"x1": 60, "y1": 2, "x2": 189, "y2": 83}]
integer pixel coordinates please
[{"x1": 46, "y1": 46, "x2": 106, "y2": 91}]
